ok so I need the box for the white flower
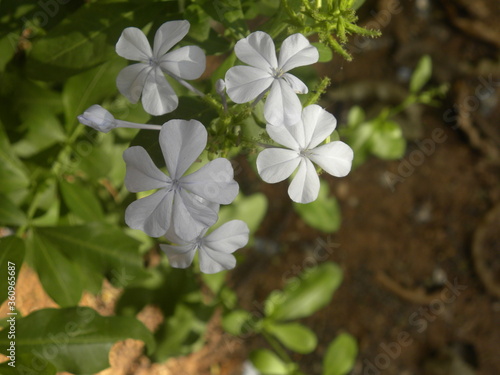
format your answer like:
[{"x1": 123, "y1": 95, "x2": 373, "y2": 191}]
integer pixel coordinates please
[
  {"x1": 161, "y1": 220, "x2": 249, "y2": 274},
  {"x1": 116, "y1": 20, "x2": 206, "y2": 116},
  {"x1": 123, "y1": 119, "x2": 239, "y2": 239},
  {"x1": 256, "y1": 105, "x2": 353, "y2": 203},
  {"x1": 225, "y1": 31, "x2": 318, "y2": 126},
  {"x1": 77, "y1": 105, "x2": 116, "y2": 133}
]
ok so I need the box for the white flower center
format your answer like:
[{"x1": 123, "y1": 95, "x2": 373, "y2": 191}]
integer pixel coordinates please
[
  {"x1": 148, "y1": 57, "x2": 159, "y2": 68},
  {"x1": 168, "y1": 179, "x2": 181, "y2": 192},
  {"x1": 271, "y1": 67, "x2": 285, "y2": 79}
]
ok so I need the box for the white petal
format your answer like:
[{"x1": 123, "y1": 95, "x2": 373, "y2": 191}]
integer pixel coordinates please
[
  {"x1": 160, "y1": 243, "x2": 197, "y2": 269},
  {"x1": 288, "y1": 158, "x2": 320, "y2": 203},
  {"x1": 116, "y1": 63, "x2": 151, "y2": 104},
  {"x1": 116, "y1": 27, "x2": 152, "y2": 61},
  {"x1": 125, "y1": 189, "x2": 173, "y2": 237},
  {"x1": 159, "y1": 45, "x2": 206, "y2": 80},
  {"x1": 278, "y1": 33, "x2": 319, "y2": 72},
  {"x1": 203, "y1": 220, "x2": 249, "y2": 253},
  {"x1": 264, "y1": 79, "x2": 302, "y2": 126},
  {"x1": 265, "y1": 122, "x2": 304, "y2": 151},
  {"x1": 282, "y1": 73, "x2": 308, "y2": 94},
  {"x1": 123, "y1": 146, "x2": 170, "y2": 192},
  {"x1": 180, "y1": 158, "x2": 239, "y2": 204},
  {"x1": 153, "y1": 20, "x2": 190, "y2": 57},
  {"x1": 159, "y1": 119, "x2": 207, "y2": 179},
  {"x1": 141, "y1": 66, "x2": 178, "y2": 115},
  {"x1": 256, "y1": 148, "x2": 300, "y2": 183},
  {"x1": 234, "y1": 31, "x2": 277, "y2": 71},
  {"x1": 172, "y1": 189, "x2": 218, "y2": 241},
  {"x1": 225, "y1": 66, "x2": 273, "y2": 103},
  {"x1": 307, "y1": 141, "x2": 354, "y2": 177},
  {"x1": 198, "y1": 247, "x2": 236, "y2": 274},
  {"x1": 302, "y1": 104, "x2": 337, "y2": 149}
]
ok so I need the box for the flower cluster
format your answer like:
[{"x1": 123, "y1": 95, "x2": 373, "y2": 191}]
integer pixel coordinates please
[{"x1": 78, "y1": 20, "x2": 354, "y2": 273}]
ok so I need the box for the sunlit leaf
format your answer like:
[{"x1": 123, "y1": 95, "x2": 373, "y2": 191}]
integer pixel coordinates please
[
  {"x1": 323, "y1": 333, "x2": 358, "y2": 375},
  {"x1": 410, "y1": 55, "x2": 432, "y2": 93},
  {"x1": 250, "y1": 348, "x2": 289, "y2": 375},
  {"x1": 265, "y1": 321, "x2": 318, "y2": 354}
]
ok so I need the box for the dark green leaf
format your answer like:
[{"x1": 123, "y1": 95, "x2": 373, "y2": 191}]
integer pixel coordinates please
[
  {"x1": 59, "y1": 180, "x2": 105, "y2": 222},
  {"x1": 265, "y1": 262, "x2": 343, "y2": 321},
  {"x1": 0, "y1": 353, "x2": 57, "y2": 375},
  {"x1": 293, "y1": 181, "x2": 341, "y2": 233},
  {"x1": 0, "y1": 236, "x2": 25, "y2": 305},
  {"x1": 0, "y1": 120, "x2": 30, "y2": 196},
  {"x1": 265, "y1": 322, "x2": 317, "y2": 354},
  {"x1": 26, "y1": 2, "x2": 178, "y2": 81},
  {"x1": 29, "y1": 230, "x2": 83, "y2": 307},
  {"x1": 312, "y1": 42, "x2": 333, "y2": 63},
  {"x1": 0, "y1": 307, "x2": 155, "y2": 374},
  {"x1": 0, "y1": 194, "x2": 27, "y2": 226},
  {"x1": 323, "y1": 333, "x2": 358, "y2": 375}
]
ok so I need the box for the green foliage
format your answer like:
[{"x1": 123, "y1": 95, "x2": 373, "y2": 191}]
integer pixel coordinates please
[
  {"x1": 323, "y1": 333, "x2": 358, "y2": 375},
  {"x1": 264, "y1": 321, "x2": 318, "y2": 354},
  {"x1": 265, "y1": 262, "x2": 343, "y2": 321},
  {"x1": 410, "y1": 55, "x2": 432, "y2": 93},
  {"x1": 0, "y1": 307, "x2": 155, "y2": 375},
  {"x1": 0, "y1": 353, "x2": 57, "y2": 375},
  {"x1": 293, "y1": 181, "x2": 341, "y2": 233},
  {"x1": 250, "y1": 349, "x2": 290, "y2": 375}
]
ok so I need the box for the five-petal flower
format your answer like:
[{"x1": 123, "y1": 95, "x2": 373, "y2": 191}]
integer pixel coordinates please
[
  {"x1": 116, "y1": 20, "x2": 206, "y2": 116},
  {"x1": 161, "y1": 220, "x2": 249, "y2": 274},
  {"x1": 123, "y1": 119, "x2": 239, "y2": 240},
  {"x1": 225, "y1": 31, "x2": 318, "y2": 126},
  {"x1": 257, "y1": 105, "x2": 354, "y2": 203}
]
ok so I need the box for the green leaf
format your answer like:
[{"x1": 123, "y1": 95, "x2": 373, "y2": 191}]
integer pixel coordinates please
[
  {"x1": 0, "y1": 236, "x2": 25, "y2": 305},
  {"x1": 323, "y1": 333, "x2": 358, "y2": 375},
  {"x1": 347, "y1": 106, "x2": 365, "y2": 127},
  {"x1": 29, "y1": 230, "x2": 83, "y2": 307},
  {"x1": 0, "y1": 34, "x2": 16, "y2": 72},
  {"x1": 370, "y1": 120, "x2": 406, "y2": 160},
  {"x1": 26, "y1": 2, "x2": 178, "y2": 81},
  {"x1": 217, "y1": 193, "x2": 267, "y2": 236},
  {"x1": 222, "y1": 309, "x2": 254, "y2": 336},
  {"x1": 312, "y1": 42, "x2": 333, "y2": 63},
  {"x1": 250, "y1": 349, "x2": 289, "y2": 375},
  {"x1": 0, "y1": 120, "x2": 30, "y2": 196},
  {"x1": 351, "y1": 0, "x2": 367, "y2": 10},
  {"x1": 265, "y1": 322, "x2": 318, "y2": 354},
  {"x1": 0, "y1": 307, "x2": 155, "y2": 374},
  {"x1": 0, "y1": 353, "x2": 57, "y2": 375},
  {"x1": 265, "y1": 262, "x2": 343, "y2": 321},
  {"x1": 62, "y1": 56, "x2": 127, "y2": 128},
  {"x1": 33, "y1": 224, "x2": 147, "y2": 293},
  {"x1": 153, "y1": 303, "x2": 208, "y2": 361},
  {"x1": 0, "y1": 193, "x2": 27, "y2": 226},
  {"x1": 293, "y1": 181, "x2": 341, "y2": 233},
  {"x1": 59, "y1": 180, "x2": 105, "y2": 222},
  {"x1": 410, "y1": 55, "x2": 432, "y2": 93}
]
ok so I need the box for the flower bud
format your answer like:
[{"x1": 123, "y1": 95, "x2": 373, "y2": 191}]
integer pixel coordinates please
[
  {"x1": 77, "y1": 105, "x2": 116, "y2": 133},
  {"x1": 215, "y1": 79, "x2": 226, "y2": 95}
]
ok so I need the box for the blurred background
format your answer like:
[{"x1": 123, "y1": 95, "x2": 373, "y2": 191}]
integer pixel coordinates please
[{"x1": 0, "y1": 0, "x2": 499, "y2": 374}]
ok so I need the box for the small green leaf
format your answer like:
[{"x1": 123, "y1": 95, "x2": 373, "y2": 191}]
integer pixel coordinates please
[
  {"x1": 323, "y1": 333, "x2": 358, "y2": 375},
  {"x1": 0, "y1": 236, "x2": 25, "y2": 305},
  {"x1": 265, "y1": 262, "x2": 343, "y2": 321},
  {"x1": 410, "y1": 55, "x2": 432, "y2": 93},
  {"x1": 222, "y1": 309, "x2": 254, "y2": 336},
  {"x1": 347, "y1": 106, "x2": 365, "y2": 127},
  {"x1": 370, "y1": 120, "x2": 406, "y2": 160},
  {"x1": 351, "y1": 0, "x2": 367, "y2": 10},
  {"x1": 265, "y1": 322, "x2": 318, "y2": 354},
  {"x1": 0, "y1": 121, "x2": 30, "y2": 196},
  {"x1": 0, "y1": 307, "x2": 155, "y2": 374},
  {"x1": 250, "y1": 348, "x2": 289, "y2": 375},
  {"x1": 59, "y1": 179, "x2": 105, "y2": 222},
  {"x1": 312, "y1": 42, "x2": 333, "y2": 63},
  {"x1": 293, "y1": 181, "x2": 341, "y2": 233},
  {"x1": 217, "y1": 193, "x2": 267, "y2": 237},
  {"x1": 0, "y1": 194, "x2": 27, "y2": 226}
]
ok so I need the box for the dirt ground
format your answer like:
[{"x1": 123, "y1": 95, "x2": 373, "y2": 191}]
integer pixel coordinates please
[{"x1": 2, "y1": 0, "x2": 499, "y2": 374}]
